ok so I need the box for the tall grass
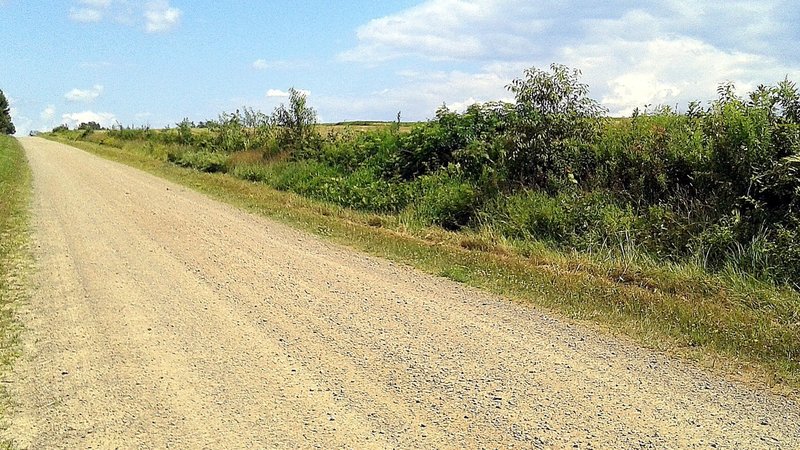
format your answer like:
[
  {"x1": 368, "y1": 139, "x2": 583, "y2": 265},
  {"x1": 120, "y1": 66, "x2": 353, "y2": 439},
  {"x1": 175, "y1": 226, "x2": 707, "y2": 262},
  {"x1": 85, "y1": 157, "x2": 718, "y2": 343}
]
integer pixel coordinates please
[{"x1": 0, "y1": 135, "x2": 31, "y2": 445}]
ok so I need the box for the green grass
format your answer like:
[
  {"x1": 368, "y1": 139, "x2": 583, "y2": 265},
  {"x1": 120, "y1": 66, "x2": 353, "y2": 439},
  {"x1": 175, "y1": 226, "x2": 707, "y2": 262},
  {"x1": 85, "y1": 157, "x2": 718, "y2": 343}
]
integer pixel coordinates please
[
  {"x1": 0, "y1": 135, "x2": 31, "y2": 445},
  {"x1": 48, "y1": 134, "x2": 800, "y2": 394}
]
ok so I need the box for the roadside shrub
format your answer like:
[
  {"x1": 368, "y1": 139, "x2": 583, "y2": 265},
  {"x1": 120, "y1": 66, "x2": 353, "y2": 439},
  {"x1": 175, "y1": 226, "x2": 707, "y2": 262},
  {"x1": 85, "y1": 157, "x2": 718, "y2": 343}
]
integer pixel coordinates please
[
  {"x1": 235, "y1": 160, "x2": 341, "y2": 200},
  {"x1": 484, "y1": 190, "x2": 570, "y2": 243},
  {"x1": 594, "y1": 111, "x2": 705, "y2": 203},
  {"x1": 766, "y1": 224, "x2": 800, "y2": 285},
  {"x1": 505, "y1": 63, "x2": 605, "y2": 190},
  {"x1": 168, "y1": 150, "x2": 228, "y2": 173},
  {"x1": 274, "y1": 88, "x2": 320, "y2": 155},
  {"x1": 395, "y1": 117, "x2": 457, "y2": 179},
  {"x1": 568, "y1": 191, "x2": 637, "y2": 249},
  {"x1": 335, "y1": 168, "x2": 411, "y2": 212},
  {"x1": 392, "y1": 102, "x2": 513, "y2": 181},
  {"x1": 410, "y1": 170, "x2": 478, "y2": 230},
  {"x1": 482, "y1": 189, "x2": 637, "y2": 251},
  {"x1": 318, "y1": 127, "x2": 400, "y2": 176},
  {"x1": 231, "y1": 163, "x2": 270, "y2": 183}
]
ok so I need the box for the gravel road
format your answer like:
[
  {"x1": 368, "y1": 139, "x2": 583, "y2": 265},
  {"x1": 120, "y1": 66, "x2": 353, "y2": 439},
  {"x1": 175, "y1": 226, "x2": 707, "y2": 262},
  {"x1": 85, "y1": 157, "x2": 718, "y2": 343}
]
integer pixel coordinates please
[{"x1": 4, "y1": 137, "x2": 799, "y2": 448}]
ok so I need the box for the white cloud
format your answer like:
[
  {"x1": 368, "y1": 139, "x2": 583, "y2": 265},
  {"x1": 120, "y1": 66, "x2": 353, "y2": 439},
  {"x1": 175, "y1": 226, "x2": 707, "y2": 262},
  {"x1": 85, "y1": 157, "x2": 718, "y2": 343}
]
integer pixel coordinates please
[
  {"x1": 252, "y1": 59, "x2": 310, "y2": 71},
  {"x1": 7, "y1": 99, "x2": 19, "y2": 125},
  {"x1": 144, "y1": 0, "x2": 182, "y2": 33},
  {"x1": 61, "y1": 111, "x2": 117, "y2": 128},
  {"x1": 339, "y1": 0, "x2": 800, "y2": 118},
  {"x1": 5, "y1": 96, "x2": 33, "y2": 136},
  {"x1": 68, "y1": 0, "x2": 112, "y2": 23},
  {"x1": 64, "y1": 85, "x2": 104, "y2": 103},
  {"x1": 314, "y1": 67, "x2": 516, "y2": 122},
  {"x1": 561, "y1": 37, "x2": 800, "y2": 116},
  {"x1": 40, "y1": 105, "x2": 56, "y2": 121},
  {"x1": 340, "y1": 0, "x2": 547, "y2": 62},
  {"x1": 79, "y1": 0, "x2": 111, "y2": 7},
  {"x1": 69, "y1": 0, "x2": 181, "y2": 32},
  {"x1": 266, "y1": 89, "x2": 311, "y2": 98},
  {"x1": 69, "y1": 7, "x2": 103, "y2": 22}
]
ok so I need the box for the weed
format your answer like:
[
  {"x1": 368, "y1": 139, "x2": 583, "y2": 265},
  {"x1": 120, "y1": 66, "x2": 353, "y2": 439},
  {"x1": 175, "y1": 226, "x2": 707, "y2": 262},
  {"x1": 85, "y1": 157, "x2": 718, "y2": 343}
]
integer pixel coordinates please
[{"x1": 0, "y1": 136, "x2": 31, "y2": 443}]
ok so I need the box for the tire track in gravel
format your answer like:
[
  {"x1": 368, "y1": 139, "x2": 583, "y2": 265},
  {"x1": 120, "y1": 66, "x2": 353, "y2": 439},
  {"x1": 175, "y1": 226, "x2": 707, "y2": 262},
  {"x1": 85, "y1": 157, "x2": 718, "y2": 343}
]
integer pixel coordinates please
[{"x1": 4, "y1": 137, "x2": 799, "y2": 449}]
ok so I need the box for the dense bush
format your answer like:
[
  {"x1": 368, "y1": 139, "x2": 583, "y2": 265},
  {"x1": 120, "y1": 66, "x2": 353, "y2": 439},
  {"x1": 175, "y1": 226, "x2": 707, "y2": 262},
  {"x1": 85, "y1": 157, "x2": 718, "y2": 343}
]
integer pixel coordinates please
[
  {"x1": 63, "y1": 66, "x2": 800, "y2": 287},
  {"x1": 410, "y1": 169, "x2": 478, "y2": 230},
  {"x1": 504, "y1": 64, "x2": 605, "y2": 190},
  {"x1": 168, "y1": 149, "x2": 228, "y2": 173}
]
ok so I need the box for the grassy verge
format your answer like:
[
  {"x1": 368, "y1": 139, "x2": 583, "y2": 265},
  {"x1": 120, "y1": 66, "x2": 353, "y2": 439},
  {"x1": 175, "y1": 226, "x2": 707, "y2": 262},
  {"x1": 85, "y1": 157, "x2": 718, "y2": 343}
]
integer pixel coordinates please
[
  {"x1": 0, "y1": 135, "x2": 31, "y2": 445},
  {"x1": 48, "y1": 135, "x2": 800, "y2": 394}
]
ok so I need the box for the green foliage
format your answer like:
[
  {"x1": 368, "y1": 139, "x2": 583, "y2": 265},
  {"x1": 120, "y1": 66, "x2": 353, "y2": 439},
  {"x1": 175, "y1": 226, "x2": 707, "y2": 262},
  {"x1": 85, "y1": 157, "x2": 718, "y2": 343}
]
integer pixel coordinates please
[
  {"x1": 483, "y1": 189, "x2": 635, "y2": 249},
  {"x1": 0, "y1": 136, "x2": 30, "y2": 430},
  {"x1": 167, "y1": 148, "x2": 228, "y2": 173},
  {"x1": 274, "y1": 88, "x2": 319, "y2": 155},
  {"x1": 77, "y1": 121, "x2": 103, "y2": 131},
  {"x1": 768, "y1": 223, "x2": 800, "y2": 285},
  {"x1": 63, "y1": 64, "x2": 800, "y2": 287},
  {"x1": 393, "y1": 102, "x2": 512, "y2": 181},
  {"x1": 505, "y1": 63, "x2": 605, "y2": 189},
  {"x1": 410, "y1": 169, "x2": 478, "y2": 230},
  {"x1": 0, "y1": 90, "x2": 15, "y2": 135}
]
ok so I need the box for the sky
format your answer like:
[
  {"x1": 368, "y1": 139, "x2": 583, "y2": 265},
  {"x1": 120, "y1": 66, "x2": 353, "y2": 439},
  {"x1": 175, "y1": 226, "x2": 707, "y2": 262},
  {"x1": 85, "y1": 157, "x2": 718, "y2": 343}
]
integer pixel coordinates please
[{"x1": 2, "y1": 0, "x2": 800, "y2": 135}]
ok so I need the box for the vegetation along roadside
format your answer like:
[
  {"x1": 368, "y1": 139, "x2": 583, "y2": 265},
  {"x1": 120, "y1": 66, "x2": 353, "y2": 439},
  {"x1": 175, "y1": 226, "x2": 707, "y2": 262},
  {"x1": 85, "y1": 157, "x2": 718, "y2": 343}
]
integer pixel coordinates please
[
  {"x1": 49, "y1": 63, "x2": 800, "y2": 393},
  {"x1": 0, "y1": 135, "x2": 31, "y2": 445}
]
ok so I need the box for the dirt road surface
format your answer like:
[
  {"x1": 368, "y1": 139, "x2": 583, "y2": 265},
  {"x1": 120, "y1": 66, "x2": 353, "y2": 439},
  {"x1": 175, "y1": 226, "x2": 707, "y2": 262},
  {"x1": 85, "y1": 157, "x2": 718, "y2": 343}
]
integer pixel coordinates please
[{"x1": 3, "y1": 137, "x2": 799, "y2": 448}]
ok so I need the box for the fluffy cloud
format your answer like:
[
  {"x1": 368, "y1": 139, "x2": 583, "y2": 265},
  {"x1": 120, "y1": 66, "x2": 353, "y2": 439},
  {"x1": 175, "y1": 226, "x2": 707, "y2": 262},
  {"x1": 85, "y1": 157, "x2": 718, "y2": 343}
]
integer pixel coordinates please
[
  {"x1": 5, "y1": 96, "x2": 33, "y2": 136},
  {"x1": 253, "y1": 59, "x2": 311, "y2": 71},
  {"x1": 61, "y1": 111, "x2": 117, "y2": 128},
  {"x1": 314, "y1": 67, "x2": 516, "y2": 122},
  {"x1": 64, "y1": 85, "x2": 104, "y2": 103},
  {"x1": 266, "y1": 89, "x2": 311, "y2": 98},
  {"x1": 342, "y1": 0, "x2": 799, "y2": 64},
  {"x1": 80, "y1": 0, "x2": 112, "y2": 7},
  {"x1": 561, "y1": 33, "x2": 800, "y2": 116},
  {"x1": 69, "y1": 8, "x2": 103, "y2": 23},
  {"x1": 340, "y1": 0, "x2": 544, "y2": 62},
  {"x1": 40, "y1": 105, "x2": 56, "y2": 121},
  {"x1": 144, "y1": 0, "x2": 182, "y2": 33},
  {"x1": 340, "y1": 0, "x2": 800, "y2": 117},
  {"x1": 67, "y1": 0, "x2": 182, "y2": 33},
  {"x1": 68, "y1": 0, "x2": 112, "y2": 23}
]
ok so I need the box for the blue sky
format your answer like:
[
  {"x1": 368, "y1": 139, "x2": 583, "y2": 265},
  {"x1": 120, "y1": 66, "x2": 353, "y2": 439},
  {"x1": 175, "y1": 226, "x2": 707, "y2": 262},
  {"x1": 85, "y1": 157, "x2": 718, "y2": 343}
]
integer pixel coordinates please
[{"x1": 2, "y1": 0, "x2": 799, "y2": 135}]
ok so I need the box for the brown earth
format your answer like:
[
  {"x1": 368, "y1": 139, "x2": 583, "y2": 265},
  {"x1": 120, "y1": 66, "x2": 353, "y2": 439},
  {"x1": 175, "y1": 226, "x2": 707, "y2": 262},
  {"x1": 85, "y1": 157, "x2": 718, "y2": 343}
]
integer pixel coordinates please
[{"x1": 3, "y1": 137, "x2": 799, "y2": 448}]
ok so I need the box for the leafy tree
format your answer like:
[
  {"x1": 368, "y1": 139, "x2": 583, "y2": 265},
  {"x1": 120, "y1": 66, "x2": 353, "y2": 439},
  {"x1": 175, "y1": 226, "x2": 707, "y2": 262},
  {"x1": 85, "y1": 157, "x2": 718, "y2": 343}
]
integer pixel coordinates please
[
  {"x1": 505, "y1": 63, "x2": 605, "y2": 190},
  {"x1": 273, "y1": 88, "x2": 319, "y2": 154},
  {"x1": 0, "y1": 89, "x2": 15, "y2": 135}
]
